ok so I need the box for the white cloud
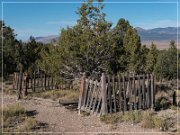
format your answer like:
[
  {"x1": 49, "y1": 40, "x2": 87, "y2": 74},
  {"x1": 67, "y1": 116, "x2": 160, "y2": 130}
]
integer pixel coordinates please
[{"x1": 135, "y1": 20, "x2": 178, "y2": 29}]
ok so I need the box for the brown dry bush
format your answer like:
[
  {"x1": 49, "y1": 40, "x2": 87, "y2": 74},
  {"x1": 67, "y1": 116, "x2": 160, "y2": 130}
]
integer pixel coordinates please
[{"x1": 155, "y1": 91, "x2": 172, "y2": 110}]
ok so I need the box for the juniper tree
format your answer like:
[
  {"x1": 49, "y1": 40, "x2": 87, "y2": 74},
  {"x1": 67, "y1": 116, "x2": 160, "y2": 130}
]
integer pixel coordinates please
[
  {"x1": 59, "y1": 0, "x2": 112, "y2": 77},
  {"x1": 145, "y1": 42, "x2": 158, "y2": 73},
  {"x1": 0, "y1": 21, "x2": 17, "y2": 78},
  {"x1": 123, "y1": 26, "x2": 142, "y2": 73},
  {"x1": 110, "y1": 19, "x2": 131, "y2": 73}
]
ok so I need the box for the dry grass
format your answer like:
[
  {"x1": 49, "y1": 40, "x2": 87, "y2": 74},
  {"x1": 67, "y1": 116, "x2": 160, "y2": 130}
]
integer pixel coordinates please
[
  {"x1": 31, "y1": 89, "x2": 79, "y2": 101},
  {"x1": 141, "y1": 110, "x2": 174, "y2": 131},
  {"x1": 2, "y1": 103, "x2": 26, "y2": 129},
  {"x1": 101, "y1": 109, "x2": 177, "y2": 132},
  {"x1": 122, "y1": 110, "x2": 142, "y2": 123},
  {"x1": 100, "y1": 110, "x2": 142, "y2": 124},
  {"x1": 141, "y1": 111, "x2": 155, "y2": 128},
  {"x1": 22, "y1": 117, "x2": 38, "y2": 131},
  {"x1": 1, "y1": 103, "x2": 40, "y2": 132},
  {"x1": 100, "y1": 113, "x2": 122, "y2": 124}
]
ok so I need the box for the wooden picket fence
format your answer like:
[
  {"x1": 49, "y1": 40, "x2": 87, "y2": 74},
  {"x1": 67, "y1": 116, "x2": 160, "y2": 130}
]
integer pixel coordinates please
[
  {"x1": 13, "y1": 72, "x2": 73, "y2": 92},
  {"x1": 78, "y1": 73, "x2": 156, "y2": 116}
]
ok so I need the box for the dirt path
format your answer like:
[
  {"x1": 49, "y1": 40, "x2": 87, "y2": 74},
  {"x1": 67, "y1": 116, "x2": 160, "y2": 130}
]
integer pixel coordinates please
[{"x1": 1, "y1": 93, "x2": 172, "y2": 135}]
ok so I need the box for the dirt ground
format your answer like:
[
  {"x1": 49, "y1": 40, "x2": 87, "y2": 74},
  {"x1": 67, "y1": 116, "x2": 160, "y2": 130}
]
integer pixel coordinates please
[
  {"x1": 1, "y1": 81, "x2": 179, "y2": 134},
  {"x1": 2, "y1": 92, "x2": 177, "y2": 135}
]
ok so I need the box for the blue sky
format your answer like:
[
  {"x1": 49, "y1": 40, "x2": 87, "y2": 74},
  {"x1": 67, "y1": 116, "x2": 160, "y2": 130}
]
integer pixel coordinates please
[{"x1": 1, "y1": 0, "x2": 179, "y2": 40}]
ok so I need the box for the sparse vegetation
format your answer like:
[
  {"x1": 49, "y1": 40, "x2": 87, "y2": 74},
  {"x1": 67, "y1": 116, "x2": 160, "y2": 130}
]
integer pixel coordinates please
[
  {"x1": 1, "y1": 103, "x2": 41, "y2": 132},
  {"x1": 100, "y1": 110, "x2": 142, "y2": 124},
  {"x1": 100, "y1": 113, "x2": 122, "y2": 124},
  {"x1": 101, "y1": 109, "x2": 178, "y2": 132},
  {"x1": 31, "y1": 89, "x2": 79, "y2": 101},
  {"x1": 142, "y1": 111, "x2": 171, "y2": 131},
  {"x1": 122, "y1": 110, "x2": 142, "y2": 123},
  {"x1": 22, "y1": 117, "x2": 38, "y2": 131}
]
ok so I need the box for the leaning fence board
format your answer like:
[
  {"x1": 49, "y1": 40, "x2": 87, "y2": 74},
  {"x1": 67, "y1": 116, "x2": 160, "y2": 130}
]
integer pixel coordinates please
[
  {"x1": 85, "y1": 80, "x2": 93, "y2": 111},
  {"x1": 91, "y1": 81, "x2": 101, "y2": 114},
  {"x1": 88, "y1": 81, "x2": 97, "y2": 112},
  {"x1": 78, "y1": 73, "x2": 156, "y2": 116},
  {"x1": 107, "y1": 75, "x2": 112, "y2": 114},
  {"x1": 118, "y1": 74, "x2": 122, "y2": 111},
  {"x1": 112, "y1": 75, "x2": 117, "y2": 113}
]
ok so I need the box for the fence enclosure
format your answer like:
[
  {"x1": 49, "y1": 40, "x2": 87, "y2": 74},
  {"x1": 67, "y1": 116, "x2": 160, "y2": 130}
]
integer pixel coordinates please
[
  {"x1": 13, "y1": 71, "x2": 156, "y2": 115},
  {"x1": 78, "y1": 73, "x2": 155, "y2": 116},
  {"x1": 13, "y1": 72, "x2": 73, "y2": 92}
]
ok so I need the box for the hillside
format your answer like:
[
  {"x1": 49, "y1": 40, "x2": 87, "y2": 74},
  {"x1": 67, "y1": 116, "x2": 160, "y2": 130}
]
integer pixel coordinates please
[
  {"x1": 136, "y1": 27, "x2": 180, "y2": 49},
  {"x1": 35, "y1": 27, "x2": 179, "y2": 49}
]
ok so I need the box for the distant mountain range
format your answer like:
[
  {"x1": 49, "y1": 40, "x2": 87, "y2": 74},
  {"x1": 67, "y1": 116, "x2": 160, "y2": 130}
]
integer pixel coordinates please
[
  {"x1": 35, "y1": 27, "x2": 180, "y2": 49},
  {"x1": 35, "y1": 35, "x2": 59, "y2": 44}
]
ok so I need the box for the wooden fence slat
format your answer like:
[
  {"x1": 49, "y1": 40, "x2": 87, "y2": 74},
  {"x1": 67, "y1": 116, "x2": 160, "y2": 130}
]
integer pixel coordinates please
[
  {"x1": 85, "y1": 80, "x2": 93, "y2": 111},
  {"x1": 108, "y1": 75, "x2": 112, "y2": 114},
  {"x1": 101, "y1": 73, "x2": 108, "y2": 115},
  {"x1": 91, "y1": 81, "x2": 101, "y2": 114},
  {"x1": 123, "y1": 75, "x2": 127, "y2": 111},
  {"x1": 142, "y1": 74, "x2": 145, "y2": 109},
  {"x1": 81, "y1": 78, "x2": 89, "y2": 110},
  {"x1": 146, "y1": 74, "x2": 150, "y2": 108},
  {"x1": 95, "y1": 81, "x2": 102, "y2": 115},
  {"x1": 95, "y1": 97, "x2": 102, "y2": 115},
  {"x1": 118, "y1": 74, "x2": 122, "y2": 111},
  {"x1": 112, "y1": 75, "x2": 117, "y2": 113},
  {"x1": 138, "y1": 75, "x2": 141, "y2": 109},
  {"x1": 78, "y1": 73, "x2": 86, "y2": 113},
  {"x1": 151, "y1": 74, "x2": 154, "y2": 110},
  {"x1": 129, "y1": 75, "x2": 133, "y2": 111},
  {"x1": 41, "y1": 73, "x2": 43, "y2": 91},
  {"x1": 33, "y1": 72, "x2": 36, "y2": 92},
  {"x1": 88, "y1": 81, "x2": 97, "y2": 112}
]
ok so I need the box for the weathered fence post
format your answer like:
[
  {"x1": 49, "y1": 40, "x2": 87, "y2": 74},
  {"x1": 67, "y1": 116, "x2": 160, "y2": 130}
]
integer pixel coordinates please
[
  {"x1": 118, "y1": 74, "x2": 122, "y2": 111},
  {"x1": 41, "y1": 73, "x2": 43, "y2": 91},
  {"x1": 142, "y1": 74, "x2": 145, "y2": 109},
  {"x1": 23, "y1": 73, "x2": 28, "y2": 97},
  {"x1": 151, "y1": 74, "x2": 154, "y2": 110},
  {"x1": 101, "y1": 73, "x2": 108, "y2": 116},
  {"x1": 17, "y1": 71, "x2": 23, "y2": 100},
  {"x1": 78, "y1": 73, "x2": 86, "y2": 115},
  {"x1": 13, "y1": 72, "x2": 16, "y2": 90},
  {"x1": 33, "y1": 72, "x2": 36, "y2": 92}
]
